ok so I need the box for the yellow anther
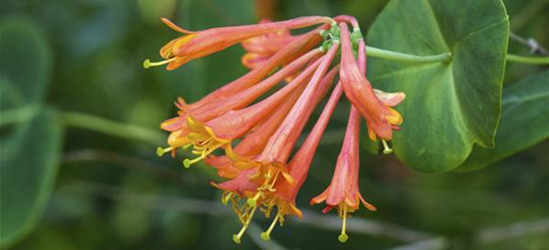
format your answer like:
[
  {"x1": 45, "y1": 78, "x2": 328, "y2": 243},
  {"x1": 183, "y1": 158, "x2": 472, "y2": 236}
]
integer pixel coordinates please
[
  {"x1": 143, "y1": 57, "x2": 176, "y2": 69},
  {"x1": 260, "y1": 212, "x2": 281, "y2": 241},
  {"x1": 221, "y1": 192, "x2": 233, "y2": 205},
  {"x1": 232, "y1": 206, "x2": 257, "y2": 244},
  {"x1": 232, "y1": 234, "x2": 242, "y2": 244},
  {"x1": 338, "y1": 234, "x2": 349, "y2": 243},
  {"x1": 246, "y1": 193, "x2": 261, "y2": 207},
  {"x1": 183, "y1": 155, "x2": 205, "y2": 168},
  {"x1": 156, "y1": 147, "x2": 173, "y2": 157},
  {"x1": 381, "y1": 140, "x2": 393, "y2": 154}
]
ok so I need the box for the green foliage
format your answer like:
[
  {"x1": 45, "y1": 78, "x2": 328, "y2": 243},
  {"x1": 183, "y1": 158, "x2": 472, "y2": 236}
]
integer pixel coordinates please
[
  {"x1": 0, "y1": 17, "x2": 52, "y2": 110},
  {"x1": 0, "y1": 108, "x2": 63, "y2": 247},
  {"x1": 458, "y1": 70, "x2": 549, "y2": 171},
  {"x1": 0, "y1": 17, "x2": 61, "y2": 247},
  {"x1": 366, "y1": 0, "x2": 510, "y2": 173}
]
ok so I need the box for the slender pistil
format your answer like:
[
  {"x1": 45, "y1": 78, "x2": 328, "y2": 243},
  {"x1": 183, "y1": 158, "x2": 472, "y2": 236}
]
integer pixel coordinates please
[
  {"x1": 156, "y1": 147, "x2": 173, "y2": 156},
  {"x1": 143, "y1": 58, "x2": 176, "y2": 69},
  {"x1": 183, "y1": 154, "x2": 207, "y2": 168},
  {"x1": 338, "y1": 205, "x2": 349, "y2": 243}
]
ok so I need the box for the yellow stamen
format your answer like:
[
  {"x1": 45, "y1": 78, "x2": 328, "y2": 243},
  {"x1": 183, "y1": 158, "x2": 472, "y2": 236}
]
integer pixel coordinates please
[
  {"x1": 232, "y1": 206, "x2": 257, "y2": 244},
  {"x1": 183, "y1": 154, "x2": 207, "y2": 168},
  {"x1": 156, "y1": 147, "x2": 173, "y2": 157},
  {"x1": 381, "y1": 140, "x2": 393, "y2": 155},
  {"x1": 266, "y1": 169, "x2": 281, "y2": 192},
  {"x1": 143, "y1": 57, "x2": 176, "y2": 69},
  {"x1": 260, "y1": 212, "x2": 281, "y2": 241},
  {"x1": 247, "y1": 192, "x2": 262, "y2": 207},
  {"x1": 338, "y1": 205, "x2": 349, "y2": 243},
  {"x1": 221, "y1": 192, "x2": 233, "y2": 205}
]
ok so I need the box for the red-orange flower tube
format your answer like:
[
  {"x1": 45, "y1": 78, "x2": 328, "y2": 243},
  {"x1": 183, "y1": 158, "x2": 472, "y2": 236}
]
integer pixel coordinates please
[
  {"x1": 311, "y1": 37, "x2": 377, "y2": 243},
  {"x1": 181, "y1": 56, "x2": 327, "y2": 168},
  {"x1": 144, "y1": 16, "x2": 333, "y2": 70},
  {"x1": 339, "y1": 23, "x2": 403, "y2": 144},
  {"x1": 176, "y1": 27, "x2": 327, "y2": 113},
  {"x1": 215, "y1": 45, "x2": 339, "y2": 243}
]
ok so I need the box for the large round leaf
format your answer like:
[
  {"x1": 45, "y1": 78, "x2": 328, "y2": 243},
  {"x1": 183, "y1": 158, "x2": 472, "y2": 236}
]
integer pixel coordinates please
[
  {"x1": 0, "y1": 108, "x2": 63, "y2": 247},
  {"x1": 457, "y1": 70, "x2": 549, "y2": 172},
  {"x1": 0, "y1": 17, "x2": 52, "y2": 111},
  {"x1": 366, "y1": 0, "x2": 509, "y2": 173},
  {"x1": 0, "y1": 17, "x2": 58, "y2": 247}
]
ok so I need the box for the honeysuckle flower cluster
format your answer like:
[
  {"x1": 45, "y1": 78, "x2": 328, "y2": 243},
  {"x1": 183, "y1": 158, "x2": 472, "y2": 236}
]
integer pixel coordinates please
[{"x1": 146, "y1": 15, "x2": 405, "y2": 243}]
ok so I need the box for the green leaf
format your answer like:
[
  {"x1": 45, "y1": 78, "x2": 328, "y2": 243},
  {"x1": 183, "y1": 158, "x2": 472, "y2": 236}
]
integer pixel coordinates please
[
  {"x1": 0, "y1": 17, "x2": 58, "y2": 247},
  {"x1": 0, "y1": 17, "x2": 52, "y2": 111},
  {"x1": 366, "y1": 0, "x2": 509, "y2": 173},
  {"x1": 457, "y1": 70, "x2": 549, "y2": 172},
  {"x1": 0, "y1": 108, "x2": 64, "y2": 247}
]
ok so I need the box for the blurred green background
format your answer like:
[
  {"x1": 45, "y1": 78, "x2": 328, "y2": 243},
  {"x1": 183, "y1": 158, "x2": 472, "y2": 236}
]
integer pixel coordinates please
[{"x1": 0, "y1": 0, "x2": 548, "y2": 249}]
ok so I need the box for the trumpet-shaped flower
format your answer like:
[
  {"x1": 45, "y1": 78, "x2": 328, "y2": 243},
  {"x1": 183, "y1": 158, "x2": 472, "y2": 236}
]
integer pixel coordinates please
[
  {"x1": 259, "y1": 81, "x2": 343, "y2": 241},
  {"x1": 160, "y1": 48, "x2": 322, "y2": 133},
  {"x1": 182, "y1": 55, "x2": 327, "y2": 167},
  {"x1": 309, "y1": 106, "x2": 377, "y2": 243},
  {"x1": 205, "y1": 88, "x2": 304, "y2": 178},
  {"x1": 174, "y1": 27, "x2": 326, "y2": 113},
  {"x1": 241, "y1": 19, "x2": 297, "y2": 69},
  {"x1": 157, "y1": 49, "x2": 323, "y2": 159},
  {"x1": 144, "y1": 16, "x2": 332, "y2": 70},
  {"x1": 311, "y1": 36, "x2": 378, "y2": 243},
  {"x1": 339, "y1": 23, "x2": 404, "y2": 143},
  {"x1": 215, "y1": 45, "x2": 339, "y2": 243},
  {"x1": 149, "y1": 15, "x2": 409, "y2": 244}
]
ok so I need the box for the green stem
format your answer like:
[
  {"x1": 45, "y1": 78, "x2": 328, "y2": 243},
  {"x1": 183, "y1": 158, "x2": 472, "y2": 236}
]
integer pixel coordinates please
[
  {"x1": 365, "y1": 47, "x2": 549, "y2": 65},
  {"x1": 366, "y1": 46, "x2": 453, "y2": 63},
  {"x1": 506, "y1": 54, "x2": 549, "y2": 64},
  {"x1": 0, "y1": 105, "x2": 39, "y2": 126},
  {"x1": 59, "y1": 112, "x2": 164, "y2": 146}
]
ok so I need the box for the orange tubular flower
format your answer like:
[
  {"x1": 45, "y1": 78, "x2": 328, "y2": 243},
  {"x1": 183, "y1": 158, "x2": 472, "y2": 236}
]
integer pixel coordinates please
[
  {"x1": 310, "y1": 106, "x2": 377, "y2": 243},
  {"x1": 175, "y1": 27, "x2": 327, "y2": 113},
  {"x1": 160, "y1": 48, "x2": 322, "y2": 132},
  {"x1": 259, "y1": 82, "x2": 343, "y2": 241},
  {"x1": 311, "y1": 35, "x2": 378, "y2": 243},
  {"x1": 214, "y1": 65, "x2": 339, "y2": 185},
  {"x1": 144, "y1": 16, "x2": 333, "y2": 70},
  {"x1": 241, "y1": 19, "x2": 297, "y2": 69},
  {"x1": 157, "y1": 49, "x2": 323, "y2": 158},
  {"x1": 216, "y1": 45, "x2": 340, "y2": 243},
  {"x1": 241, "y1": 21, "x2": 325, "y2": 72},
  {"x1": 207, "y1": 64, "x2": 338, "y2": 178},
  {"x1": 339, "y1": 23, "x2": 404, "y2": 147},
  {"x1": 204, "y1": 87, "x2": 305, "y2": 179},
  {"x1": 148, "y1": 15, "x2": 410, "y2": 244},
  {"x1": 181, "y1": 55, "x2": 327, "y2": 168},
  {"x1": 215, "y1": 67, "x2": 339, "y2": 185}
]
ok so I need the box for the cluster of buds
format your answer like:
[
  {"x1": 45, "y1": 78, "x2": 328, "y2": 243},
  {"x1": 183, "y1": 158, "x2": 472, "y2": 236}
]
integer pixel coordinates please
[{"x1": 146, "y1": 15, "x2": 405, "y2": 243}]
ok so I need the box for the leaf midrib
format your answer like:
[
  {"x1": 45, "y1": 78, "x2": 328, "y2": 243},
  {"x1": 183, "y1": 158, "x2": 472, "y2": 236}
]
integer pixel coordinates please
[{"x1": 424, "y1": 0, "x2": 450, "y2": 52}]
